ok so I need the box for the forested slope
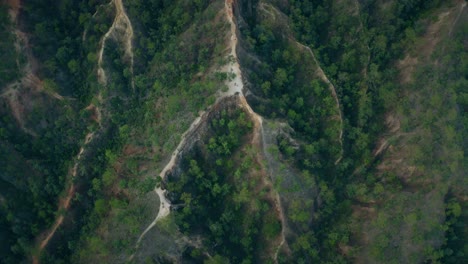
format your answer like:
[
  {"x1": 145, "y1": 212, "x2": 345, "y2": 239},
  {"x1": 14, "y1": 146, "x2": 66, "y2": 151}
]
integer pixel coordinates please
[{"x1": 0, "y1": 0, "x2": 466, "y2": 263}]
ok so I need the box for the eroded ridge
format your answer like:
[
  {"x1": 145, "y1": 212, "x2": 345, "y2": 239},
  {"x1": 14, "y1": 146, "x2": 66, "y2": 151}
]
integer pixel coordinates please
[
  {"x1": 2, "y1": 0, "x2": 67, "y2": 137},
  {"x1": 97, "y1": 0, "x2": 135, "y2": 89},
  {"x1": 33, "y1": 132, "x2": 99, "y2": 263},
  {"x1": 255, "y1": 2, "x2": 344, "y2": 165},
  {"x1": 31, "y1": 0, "x2": 129, "y2": 260},
  {"x1": 295, "y1": 41, "x2": 344, "y2": 164},
  {"x1": 227, "y1": 2, "x2": 290, "y2": 261},
  {"x1": 132, "y1": 111, "x2": 206, "y2": 250},
  {"x1": 449, "y1": 1, "x2": 466, "y2": 36},
  {"x1": 133, "y1": 2, "x2": 287, "y2": 261},
  {"x1": 33, "y1": 109, "x2": 101, "y2": 264}
]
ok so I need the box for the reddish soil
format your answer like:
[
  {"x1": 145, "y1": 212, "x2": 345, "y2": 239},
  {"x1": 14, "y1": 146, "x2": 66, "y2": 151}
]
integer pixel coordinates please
[
  {"x1": 398, "y1": 0, "x2": 466, "y2": 84},
  {"x1": 33, "y1": 184, "x2": 76, "y2": 264},
  {"x1": 6, "y1": 0, "x2": 20, "y2": 21}
]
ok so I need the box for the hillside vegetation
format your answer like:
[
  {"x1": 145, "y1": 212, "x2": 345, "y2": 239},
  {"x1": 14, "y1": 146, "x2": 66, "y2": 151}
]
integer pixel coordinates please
[{"x1": 0, "y1": 0, "x2": 466, "y2": 263}]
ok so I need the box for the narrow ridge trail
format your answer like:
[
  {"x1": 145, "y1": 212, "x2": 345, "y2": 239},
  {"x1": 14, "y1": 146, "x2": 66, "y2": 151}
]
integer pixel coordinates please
[
  {"x1": 31, "y1": 0, "x2": 134, "y2": 260},
  {"x1": 132, "y1": 2, "x2": 287, "y2": 261},
  {"x1": 256, "y1": 2, "x2": 344, "y2": 165},
  {"x1": 258, "y1": 120, "x2": 300, "y2": 262},
  {"x1": 247, "y1": 115, "x2": 290, "y2": 263},
  {"x1": 224, "y1": 6, "x2": 290, "y2": 259},
  {"x1": 294, "y1": 41, "x2": 344, "y2": 165},
  {"x1": 82, "y1": 1, "x2": 114, "y2": 42},
  {"x1": 226, "y1": 2, "x2": 289, "y2": 260},
  {"x1": 97, "y1": 0, "x2": 135, "y2": 90},
  {"x1": 131, "y1": 112, "x2": 205, "y2": 251},
  {"x1": 448, "y1": 1, "x2": 466, "y2": 36},
  {"x1": 32, "y1": 0, "x2": 131, "y2": 259},
  {"x1": 35, "y1": 6, "x2": 136, "y2": 248},
  {"x1": 258, "y1": 121, "x2": 290, "y2": 262},
  {"x1": 258, "y1": 2, "x2": 276, "y2": 19},
  {"x1": 33, "y1": 111, "x2": 101, "y2": 264}
]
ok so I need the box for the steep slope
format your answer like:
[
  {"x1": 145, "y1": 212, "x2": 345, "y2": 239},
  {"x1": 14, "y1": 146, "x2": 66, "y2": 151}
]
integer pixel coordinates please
[
  {"x1": 129, "y1": 0, "x2": 284, "y2": 262},
  {"x1": 350, "y1": 1, "x2": 467, "y2": 262},
  {"x1": 235, "y1": 0, "x2": 467, "y2": 263},
  {"x1": 0, "y1": 0, "x2": 466, "y2": 263},
  {"x1": 0, "y1": 1, "x2": 90, "y2": 262}
]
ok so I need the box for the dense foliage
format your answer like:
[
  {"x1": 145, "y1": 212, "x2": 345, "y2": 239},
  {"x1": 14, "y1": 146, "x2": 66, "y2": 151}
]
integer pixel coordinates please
[
  {"x1": 166, "y1": 108, "x2": 274, "y2": 262},
  {"x1": 238, "y1": 0, "x2": 465, "y2": 263},
  {"x1": 0, "y1": 5, "x2": 21, "y2": 89},
  {"x1": 0, "y1": 0, "x2": 465, "y2": 263}
]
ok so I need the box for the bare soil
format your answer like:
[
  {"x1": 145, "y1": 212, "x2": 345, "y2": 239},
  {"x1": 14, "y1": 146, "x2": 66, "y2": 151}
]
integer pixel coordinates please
[
  {"x1": 133, "y1": 2, "x2": 288, "y2": 262},
  {"x1": 398, "y1": 0, "x2": 466, "y2": 84}
]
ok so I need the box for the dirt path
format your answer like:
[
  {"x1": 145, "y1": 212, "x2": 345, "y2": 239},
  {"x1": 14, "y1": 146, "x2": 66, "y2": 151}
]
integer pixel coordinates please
[
  {"x1": 223, "y1": 7, "x2": 289, "y2": 259},
  {"x1": 33, "y1": 125, "x2": 99, "y2": 263},
  {"x1": 31, "y1": 0, "x2": 125, "y2": 258},
  {"x1": 37, "y1": 186, "x2": 75, "y2": 251},
  {"x1": 294, "y1": 41, "x2": 344, "y2": 164},
  {"x1": 37, "y1": 10, "x2": 135, "y2": 252},
  {"x1": 448, "y1": 1, "x2": 466, "y2": 36},
  {"x1": 259, "y1": 123, "x2": 290, "y2": 262},
  {"x1": 257, "y1": 2, "x2": 343, "y2": 165},
  {"x1": 133, "y1": 1, "x2": 282, "y2": 258},
  {"x1": 6, "y1": 0, "x2": 20, "y2": 21},
  {"x1": 82, "y1": 1, "x2": 114, "y2": 41},
  {"x1": 248, "y1": 111, "x2": 289, "y2": 262},
  {"x1": 258, "y1": 1, "x2": 343, "y2": 165},
  {"x1": 256, "y1": 0, "x2": 344, "y2": 157},
  {"x1": 259, "y1": 120, "x2": 294, "y2": 262},
  {"x1": 33, "y1": 7, "x2": 106, "y2": 251},
  {"x1": 258, "y1": 2, "x2": 276, "y2": 19},
  {"x1": 131, "y1": 111, "x2": 206, "y2": 248},
  {"x1": 97, "y1": 0, "x2": 134, "y2": 89}
]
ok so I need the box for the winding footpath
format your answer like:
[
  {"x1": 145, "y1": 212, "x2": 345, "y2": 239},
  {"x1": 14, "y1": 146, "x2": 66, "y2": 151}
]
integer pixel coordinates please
[
  {"x1": 225, "y1": 3, "x2": 289, "y2": 261},
  {"x1": 31, "y1": 0, "x2": 135, "y2": 261},
  {"x1": 132, "y1": 112, "x2": 205, "y2": 249},
  {"x1": 33, "y1": 117, "x2": 100, "y2": 264},
  {"x1": 33, "y1": 128, "x2": 99, "y2": 264},
  {"x1": 97, "y1": 0, "x2": 135, "y2": 89},
  {"x1": 256, "y1": 2, "x2": 343, "y2": 165},
  {"x1": 294, "y1": 41, "x2": 344, "y2": 164},
  {"x1": 131, "y1": 0, "x2": 245, "y2": 250},
  {"x1": 132, "y1": 2, "x2": 287, "y2": 262},
  {"x1": 448, "y1": 1, "x2": 466, "y2": 36}
]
